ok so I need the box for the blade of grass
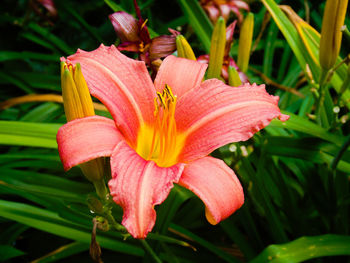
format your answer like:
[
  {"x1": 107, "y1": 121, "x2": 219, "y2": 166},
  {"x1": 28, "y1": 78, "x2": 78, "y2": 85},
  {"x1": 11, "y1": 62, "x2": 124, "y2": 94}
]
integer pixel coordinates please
[
  {"x1": 250, "y1": 235, "x2": 350, "y2": 263},
  {"x1": 31, "y1": 242, "x2": 89, "y2": 263},
  {"x1": 0, "y1": 71, "x2": 33, "y2": 93},
  {"x1": 27, "y1": 23, "x2": 74, "y2": 54},
  {"x1": 0, "y1": 121, "x2": 61, "y2": 148},
  {"x1": 269, "y1": 112, "x2": 346, "y2": 146},
  {"x1": 261, "y1": 0, "x2": 350, "y2": 108},
  {"x1": 0, "y1": 51, "x2": 59, "y2": 62},
  {"x1": 0, "y1": 200, "x2": 144, "y2": 257},
  {"x1": 58, "y1": 3, "x2": 103, "y2": 43},
  {"x1": 0, "y1": 245, "x2": 25, "y2": 261},
  {"x1": 170, "y1": 223, "x2": 241, "y2": 263},
  {"x1": 176, "y1": 0, "x2": 213, "y2": 52}
]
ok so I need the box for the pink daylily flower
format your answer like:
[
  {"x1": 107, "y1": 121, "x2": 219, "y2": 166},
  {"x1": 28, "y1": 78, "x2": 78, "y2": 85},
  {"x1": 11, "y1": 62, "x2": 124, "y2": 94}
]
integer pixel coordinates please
[{"x1": 57, "y1": 44, "x2": 288, "y2": 238}]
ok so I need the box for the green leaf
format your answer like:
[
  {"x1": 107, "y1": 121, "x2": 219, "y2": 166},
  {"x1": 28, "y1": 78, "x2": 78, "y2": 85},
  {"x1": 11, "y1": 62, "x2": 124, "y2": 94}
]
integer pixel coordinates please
[
  {"x1": 31, "y1": 242, "x2": 89, "y2": 263},
  {"x1": 0, "y1": 121, "x2": 61, "y2": 148},
  {"x1": 58, "y1": 3, "x2": 103, "y2": 44},
  {"x1": 220, "y1": 220, "x2": 256, "y2": 260},
  {"x1": 0, "y1": 71, "x2": 33, "y2": 93},
  {"x1": 269, "y1": 112, "x2": 346, "y2": 146},
  {"x1": 104, "y1": 0, "x2": 124, "y2": 12},
  {"x1": 0, "y1": 168, "x2": 91, "y2": 202},
  {"x1": 265, "y1": 137, "x2": 350, "y2": 173},
  {"x1": 261, "y1": 0, "x2": 350, "y2": 108},
  {"x1": 0, "y1": 200, "x2": 144, "y2": 257},
  {"x1": 0, "y1": 245, "x2": 26, "y2": 261},
  {"x1": 250, "y1": 235, "x2": 350, "y2": 263},
  {"x1": 0, "y1": 51, "x2": 59, "y2": 62},
  {"x1": 170, "y1": 224, "x2": 240, "y2": 263},
  {"x1": 20, "y1": 103, "x2": 62, "y2": 122},
  {"x1": 27, "y1": 23, "x2": 74, "y2": 55},
  {"x1": 176, "y1": 0, "x2": 213, "y2": 52}
]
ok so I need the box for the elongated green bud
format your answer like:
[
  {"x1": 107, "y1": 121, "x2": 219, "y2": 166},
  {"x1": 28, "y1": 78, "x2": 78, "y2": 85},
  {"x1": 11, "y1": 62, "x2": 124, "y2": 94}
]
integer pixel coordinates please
[
  {"x1": 176, "y1": 35, "x2": 196, "y2": 60},
  {"x1": 207, "y1": 16, "x2": 226, "y2": 79},
  {"x1": 237, "y1": 13, "x2": 254, "y2": 73},
  {"x1": 228, "y1": 66, "x2": 242, "y2": 87},
  {"x1": 319, "y1": 0, "x2": 348, "y2": 70},
  {"x1": 61, "y1": 62, "x2": 105, "y2": 183},
  {"x1": 61, "y1": 62, "x2": 85, "y2": 122}
]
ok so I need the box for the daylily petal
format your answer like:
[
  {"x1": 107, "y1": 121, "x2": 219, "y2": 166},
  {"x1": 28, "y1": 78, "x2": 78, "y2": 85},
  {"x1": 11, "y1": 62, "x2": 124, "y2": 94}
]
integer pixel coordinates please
[
  {"x1": 204, "y1": 4, "x2": 220, "y2": 22},
  {"x1": 176, "y1": 80, "x2": 289, "y2": 162},
  {"x1": 219, "y1": 4, "x2": 231, "y2": 21},
  {"x1": 108, "y1": 141, "x2": 185, "y2": 238},
  {"x1": 117, "y1": 42, "x2": 140, "y2": 52},
  {"x1": 225, "y1": 21, "x2": 237, "y2": 56},
  {"x1": 154, "y1": 55, "x2": 207, "y2": 98},
  {"x1": 231, "y1": 0, "x2": 250, "y2": 11},
  {"x1": 64, "y1": 45, "x2": 156, "y2": 145},
  {"x1": 109, "y1": 12, "x2": 140, "y2": 42},
  {"x1": 197, "y1": 54, "x2": 210, "y2": 64},
  {"x1": 179, "y1": 156, "x2": 244, "y2": 224},
  {"x1": 57, "y1": 115, "x2": 123, "y2": 171}
]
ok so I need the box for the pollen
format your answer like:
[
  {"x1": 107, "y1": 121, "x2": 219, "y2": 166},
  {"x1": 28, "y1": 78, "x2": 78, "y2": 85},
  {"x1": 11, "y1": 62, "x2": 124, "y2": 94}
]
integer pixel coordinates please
[{"x1": 136, "y1": 85, "x2": 184, "y2": 167}]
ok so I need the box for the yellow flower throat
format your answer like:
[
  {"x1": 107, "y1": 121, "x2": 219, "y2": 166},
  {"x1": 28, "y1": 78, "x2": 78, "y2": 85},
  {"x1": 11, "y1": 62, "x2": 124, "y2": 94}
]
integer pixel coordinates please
[{"x1": 136, "y1": 85, "x2": 184, "y2": 167}]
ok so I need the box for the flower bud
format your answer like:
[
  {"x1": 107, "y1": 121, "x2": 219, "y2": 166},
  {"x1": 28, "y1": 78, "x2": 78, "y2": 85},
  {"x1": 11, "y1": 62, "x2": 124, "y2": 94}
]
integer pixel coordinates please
[
  {"x1": 60, "y1": 62, "x2": 85, "y2": 122},
  {"x1": 176, "y1": 35, "x2": 196, "y2": 60},
  {"x1": 61, "y1": 62, "x2": 105, "y2": 182},
  {"x1": 109, "y1": 12, "x2": 140, "y2": 43},
  {"x1": 207, "y1": 16, "x2": 226, "y2": 79},
  {"x1": 319, "y1": 0, "x2": 348, "y2": 70},
  {"x1": 228, "y1": 66, "x2": 242, "y2": 87},
  {"x1": 237, "y1": 13, "x2": 254, "y2": 73}
]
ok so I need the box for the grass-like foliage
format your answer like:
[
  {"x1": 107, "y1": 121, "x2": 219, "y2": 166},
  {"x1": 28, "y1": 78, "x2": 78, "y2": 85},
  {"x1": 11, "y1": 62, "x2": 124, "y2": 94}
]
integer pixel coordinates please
[{"x1": 0, "y1": 0, "x2": 349, "y2": 262}]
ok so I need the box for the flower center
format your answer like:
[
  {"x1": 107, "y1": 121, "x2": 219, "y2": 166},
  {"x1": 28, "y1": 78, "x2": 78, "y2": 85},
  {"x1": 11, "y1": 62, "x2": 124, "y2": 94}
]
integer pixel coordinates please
[{"x1": 136, "y1": 85, "x2": 184, "y2": 167}]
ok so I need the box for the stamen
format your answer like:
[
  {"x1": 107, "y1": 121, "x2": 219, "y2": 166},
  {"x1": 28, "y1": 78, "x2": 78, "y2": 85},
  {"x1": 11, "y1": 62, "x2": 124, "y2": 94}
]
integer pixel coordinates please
[
  {"x1": 144, "y1": 84, "x2": 178, "y2": 166},
  {"x1": 140, "y1": 18, "x2": 148, "y2": 30}
]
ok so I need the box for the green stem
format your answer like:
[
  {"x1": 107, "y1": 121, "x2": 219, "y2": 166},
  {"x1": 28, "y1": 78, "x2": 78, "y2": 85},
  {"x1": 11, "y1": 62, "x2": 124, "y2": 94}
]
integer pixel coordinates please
[
  {"x1": 331, "y1": 135, "x2": 350, "y2": 171},
  {"x1": 140, "y1": 239, "x2": 163, "y2": 263},
  {"x1": 104, "y1": 210, "x2": 127, "y2": 233},
  {"x1": 316, "y1": 68, "x2": 329, "y2": 127},
  {"x1": 341, "y1": 25, "x2": 350, "y2": 41},
  {"x1": 92, "y1": 179, "x2": 108, "y2": 202},
  {"x1": 318, "y1": 67, "x2": 328, "y2": 87},
  {"x1": 338, "y1": 60, "x2": 350, "y2": 97}
]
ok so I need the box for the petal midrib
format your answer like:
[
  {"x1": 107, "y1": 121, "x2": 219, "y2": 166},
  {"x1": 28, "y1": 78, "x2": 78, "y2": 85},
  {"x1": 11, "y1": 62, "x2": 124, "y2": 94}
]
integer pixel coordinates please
[
  {"x1": 182, "y1": 100, "x2": 276, "y2": 137},
  {"x1": 77, "y1": 56, "x2": 145, "y2": 125}
]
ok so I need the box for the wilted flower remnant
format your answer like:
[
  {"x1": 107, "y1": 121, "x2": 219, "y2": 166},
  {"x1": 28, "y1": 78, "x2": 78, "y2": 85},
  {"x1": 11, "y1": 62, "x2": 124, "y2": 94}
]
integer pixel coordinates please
[
  {"x1": 109, "y1": 1, "x2": 177, "y2": 73},
  {"x1": 57, "y1": 44, "x2": 288, "y2": 238},
  {"x1": 30, "y1": 0, "x2": 58, "y2": 25},
  {"x1": 200, "y1": 0, "x2": 250, "y2": 23}
]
